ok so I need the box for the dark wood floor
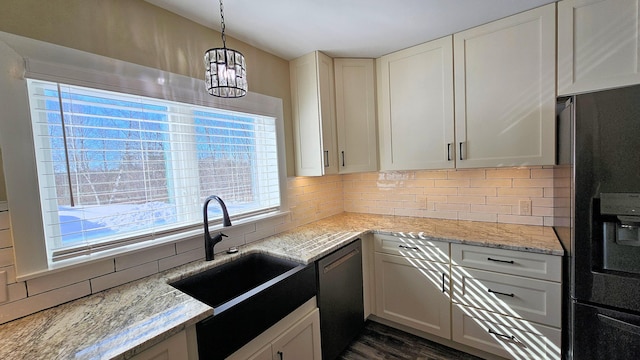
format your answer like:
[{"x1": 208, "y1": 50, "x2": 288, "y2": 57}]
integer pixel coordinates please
[{"x1": 338, "y1": 321, "x2": 484, "y2": 360}]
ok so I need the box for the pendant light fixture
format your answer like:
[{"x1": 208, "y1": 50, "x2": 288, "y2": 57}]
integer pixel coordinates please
[{"x1": 204, "y1": 0, "x2": 247, "y2": 98}]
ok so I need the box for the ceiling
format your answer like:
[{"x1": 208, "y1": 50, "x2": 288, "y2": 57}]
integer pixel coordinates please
[{"x1": 145, "y1": 0, "x2": 556, "y2": 60}]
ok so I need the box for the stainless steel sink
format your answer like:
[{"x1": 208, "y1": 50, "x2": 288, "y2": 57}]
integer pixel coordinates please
[{"x1": 170, "y1": 252, "x2": 317, "y2": 359}]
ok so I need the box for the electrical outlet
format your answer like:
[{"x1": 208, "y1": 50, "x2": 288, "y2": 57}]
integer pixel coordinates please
[{"x1": 519, "y1": 200, "x2": 532, "y2": 216}]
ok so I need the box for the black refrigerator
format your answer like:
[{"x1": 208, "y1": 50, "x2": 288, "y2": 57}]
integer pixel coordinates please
[{"x1": 555, "y1": 84, "x2": 640, "y2": 360}]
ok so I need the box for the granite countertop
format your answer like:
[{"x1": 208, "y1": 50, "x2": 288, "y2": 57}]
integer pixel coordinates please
[{"x1": 0, "y1": 212, "x2": 563, "y2": 360}]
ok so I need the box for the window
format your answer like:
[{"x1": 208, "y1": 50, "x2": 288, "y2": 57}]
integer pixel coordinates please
[{"x1": 27, "y1": 80, "x2": 281, "y2": 261}]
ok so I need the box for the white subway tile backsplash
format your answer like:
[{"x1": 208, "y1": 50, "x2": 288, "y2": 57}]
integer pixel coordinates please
[
  {"x1": 175, "y1": 237, "x2": 202, "y2": 254},
  {"x1": 498, "y1": 214, "x2": 544, "y2": 226},
  {"x1": 0, "y1": 282, "x2": 90, "y2": 324},
  {"x1": 115, "y1": 244, "x2": 175, "y2": 271},
  {"x1": 215, "y1": 237, "x2": 245, "y2": 255},
  {"x1": 91, "y1": 262, "x2": 158, "y2": 294},
  {"x1": 244, "y1": 225, "x2": 277, "y2": 244},
  {"x1": 0, "y1": 229, "x2": 12, "y2": 248},
  {"x1": 0, "y1": 248, "x2": 13, "y2": 268},
  {"x1": 458, "y1": 211, "x2": 498, "y2": 222},
  {"x1": 0, "y1": 212, "x2": 9, "y2": 230},
  {"x1": 343, "y1": 167, "x2": 551, "y2": 226},
  {"x1": 0, "y1": 266, "x2": 15, "y2": 284},
  {"x1": 158, "y1": 248, "x2": 203, "y2": 272},
  {"x1": 486, "y1": 168, "x2": 532, "y2": 178},
  {"x1": 27, "y1": 259, "x2": 114, "y2": 296}
]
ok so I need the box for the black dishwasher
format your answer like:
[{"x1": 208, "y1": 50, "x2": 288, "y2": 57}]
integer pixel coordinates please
[{"x1": 316, "y1": 239, "x2": 364, "y2": 360}]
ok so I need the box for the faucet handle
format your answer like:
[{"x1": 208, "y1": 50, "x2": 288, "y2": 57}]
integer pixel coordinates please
[{"x1": 220, "y1": 232, "x2": 228, "y2": 238}]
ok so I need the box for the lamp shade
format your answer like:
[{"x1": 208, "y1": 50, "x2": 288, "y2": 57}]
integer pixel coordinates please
[{"x1": 204, "y1": 47, "x2": 247, "y2": 98}]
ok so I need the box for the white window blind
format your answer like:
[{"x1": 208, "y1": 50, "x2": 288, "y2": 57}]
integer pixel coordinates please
[{"x1": 27, "y1": 79, "x2": 281, "y2": 261}]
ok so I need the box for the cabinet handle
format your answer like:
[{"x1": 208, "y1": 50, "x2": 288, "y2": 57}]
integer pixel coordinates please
[
  {"x1": 442, "y1": 273, "x2": 446, "y2": 293},
  {"x1": 277, "y1": 351, "x2": 283, "y2": 360},
  {"x1": 398, "y1": 245, "x2": 420, "y2": 251},
  {"x1": 488, "y1": 328, "x2": 516, "y2": 342},
  {"x1": 341, "y1": 151, "x2": 345, "y2": 166},
  {"x1": 488, "y1": 288, "x2": 515, "y2": 297},
  {"x1": 487, "y1": 257, "x2": 514, "y2": 264},
  {"x1": 447, "y1": 143, "x2": 452, "y2": 161},
  {"x1": 459, "y1": 142, "x2": 464, "y2": 160},
  {"x1": 324, "y1": 150, "x2": 329, "y2": 167}
]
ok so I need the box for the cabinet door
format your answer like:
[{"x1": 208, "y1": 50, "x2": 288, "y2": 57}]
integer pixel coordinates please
[
  {"x1": 317, "y1": 52, "x2": 339, "y2": 175},
  {"x1": 246, "y1": 344, "x2": 273, "y2": 360},
  {"x1": 335, "y1": 58, "x2": 378, "y2": 174},
  {"x1": 558, "y1": 0, "x2": 640, "y2": 95},
  {"x1": 377, "y1": 36, "x2": 455, "y2": 170},
  {"x1": 454, "y1": 4, "x2": 556, "y2": 168},
  {"x1": 290, "y1": 51, "x2": 338, "y2": 176},
  {"x1": 130, "y1": 331, "x2": 189, "y2": 360},
  {"x1": 271, "y1": 308, "x2": 322, "y2": 360},
  {"x1": 374, "y1": 253, "x2": 451, "y2": 339}
]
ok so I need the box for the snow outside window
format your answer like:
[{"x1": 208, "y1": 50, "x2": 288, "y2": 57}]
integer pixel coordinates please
[{"x1": 27, "y1": 80, "x2": 281, "y2": 261}]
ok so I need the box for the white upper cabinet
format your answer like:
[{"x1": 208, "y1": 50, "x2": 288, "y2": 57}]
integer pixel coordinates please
[
  {"x1": 454, "y1": 4, "x2": 556, "y2": 168},
  {"x1": 558, "y1": 0, "x2": 640, "y2": 95},
  {"x1": 377, "y1": 36, "x2": 455, "y2": 171},
  {"x1": 290, "y1": 51, "x2": 338, "y2": 176},
  {"x1": 334, "y1": 58, "x2": 378, "y2": 174}
]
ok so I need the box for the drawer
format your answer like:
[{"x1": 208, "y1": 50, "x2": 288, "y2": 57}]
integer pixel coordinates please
[
  {"x1": 451, "y1": 244, "x2": 561, "y2": 282},
  {"x1": 374, "y1": 234, "x2": 450, "y2": 263},
  {"x1": 452, "y1": 266, "x2": 561, "y2": 327},
  {"x1": 452, "y1": 305, "x2": 561, "y2": 360}
]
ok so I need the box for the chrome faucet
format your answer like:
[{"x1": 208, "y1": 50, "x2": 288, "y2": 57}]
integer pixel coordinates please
[{"x1": 203, "y1": 195, "x2": 232, "y2": 261}]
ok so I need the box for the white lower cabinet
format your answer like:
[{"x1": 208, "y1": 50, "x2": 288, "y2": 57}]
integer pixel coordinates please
[
  {"x1": 269, "y1": 309, "x2": 321, "y2": 360},
  {"x1": 228, "y1": 299, "x2": 321, "y2": 360},
  {"x1": 373, "y1": 234, "x2": 451, "y2": 339},
  {"x1": 450, "y1": 244, "x2": 562, "y2": 360},
  {"x1": 371, "y1": 236, "x2": 563, "y2": 360},
  {"x1": 131, "y1": 329, "x2": 191, "y2": 360}
]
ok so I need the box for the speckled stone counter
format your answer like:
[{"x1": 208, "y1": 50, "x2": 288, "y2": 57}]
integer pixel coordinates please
[{"x1": 0, "y1": 212, "x2": 563, "y2": 360}]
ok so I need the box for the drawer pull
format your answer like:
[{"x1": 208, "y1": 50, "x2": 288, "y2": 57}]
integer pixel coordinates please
[
  {"x1": 487, "y1": 257, "x2": 514, "y2": 264},
  {"x1": 277, "y1": 351, "x2": 284, "y2": 360},
  {"x1": 442, "y1": 273, "x2": 446, "y2": 293},
  {"x1": 398, "y1": 245, "x2": 420, "y2": 251},
  {"x1": 488, "y1": 288, "x2": 515, "y2": 297},
  {"x1": 488, "y1": 328, "x2": 516, "y2": 342}
]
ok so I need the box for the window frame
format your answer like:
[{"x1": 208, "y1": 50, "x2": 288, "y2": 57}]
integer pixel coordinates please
[{"x1": 0, "y1": 32, "x2": 287, "y2": 280}]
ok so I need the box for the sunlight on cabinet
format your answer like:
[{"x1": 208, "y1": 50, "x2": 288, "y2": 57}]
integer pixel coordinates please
[
  {"x1": 373, "y1": 234, "x2": 562, "y2": 360},
  {"x1": 453, "y1": 4, "x2": 556, "y2": 168},
  {"x1": 558, "y1": 0, "x2": 640, "y2": 95}
]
